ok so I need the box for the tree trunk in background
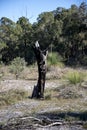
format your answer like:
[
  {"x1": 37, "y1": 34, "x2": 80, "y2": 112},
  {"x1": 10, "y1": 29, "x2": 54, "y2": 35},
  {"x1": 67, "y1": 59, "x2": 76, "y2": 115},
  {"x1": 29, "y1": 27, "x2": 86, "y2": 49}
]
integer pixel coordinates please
[{"x1": 31, "y1": 41, "x2": 48, "y2": 99}]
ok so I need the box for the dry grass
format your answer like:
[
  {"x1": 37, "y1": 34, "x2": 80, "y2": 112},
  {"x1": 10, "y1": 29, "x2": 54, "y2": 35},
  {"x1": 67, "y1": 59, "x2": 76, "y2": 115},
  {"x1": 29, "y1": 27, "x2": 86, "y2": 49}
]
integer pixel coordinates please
[
  {"x1": 23, "y1": 85, "x2": 87, "y2": 116},
  {"x1": 0, "y1": 65, "x2": 87, "y2": 124},
  {"x1": 0, "y1": 89, "x2": 29, "y2": 106}
]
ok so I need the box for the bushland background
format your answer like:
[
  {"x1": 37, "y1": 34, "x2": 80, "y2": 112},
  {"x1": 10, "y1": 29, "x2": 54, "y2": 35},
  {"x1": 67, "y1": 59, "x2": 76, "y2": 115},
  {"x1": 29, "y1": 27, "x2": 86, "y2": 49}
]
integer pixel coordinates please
[{"x1": 0, "y1": 2, "x2": 87, "y2": 130}]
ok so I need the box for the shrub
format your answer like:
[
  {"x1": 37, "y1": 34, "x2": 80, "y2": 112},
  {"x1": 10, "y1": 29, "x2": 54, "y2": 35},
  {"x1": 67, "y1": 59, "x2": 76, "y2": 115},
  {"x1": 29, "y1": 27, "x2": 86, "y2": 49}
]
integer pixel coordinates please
[
  {"x1": 80, "y1": 56, "x2": 87, "y2": 66},
  {"x1": 9, "y1": 57, "x2": 27, "y2": 79},
  {"x1": 0, "y1": 63, "x2": 4, "y2": 80},
  {"x1": 65, "y1": 71, "x2": 85, "y2": 85}
]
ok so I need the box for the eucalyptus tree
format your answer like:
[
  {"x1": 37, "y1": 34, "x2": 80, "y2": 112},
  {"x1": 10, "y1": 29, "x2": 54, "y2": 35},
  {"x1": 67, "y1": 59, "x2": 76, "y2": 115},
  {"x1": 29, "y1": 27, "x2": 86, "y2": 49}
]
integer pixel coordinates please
[
  {"x1": 17, "y1": 16, "x2": 33, "y2": 63},
  {"x1": 58, "y1": 3, "x2": 87, "y2": 64},
  {"x1": 34, "y1": 12, "x2": 54, "y2": 48},
  {"x1": 0, "y1": 17, "x2": 22, "y2": 63}
]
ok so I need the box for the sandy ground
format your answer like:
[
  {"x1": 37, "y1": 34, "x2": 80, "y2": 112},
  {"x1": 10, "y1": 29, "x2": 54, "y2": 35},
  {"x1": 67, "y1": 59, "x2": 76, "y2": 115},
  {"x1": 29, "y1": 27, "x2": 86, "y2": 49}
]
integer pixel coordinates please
[{"x1": 0, "y1": 79, "x2": 87, "y2": 130}]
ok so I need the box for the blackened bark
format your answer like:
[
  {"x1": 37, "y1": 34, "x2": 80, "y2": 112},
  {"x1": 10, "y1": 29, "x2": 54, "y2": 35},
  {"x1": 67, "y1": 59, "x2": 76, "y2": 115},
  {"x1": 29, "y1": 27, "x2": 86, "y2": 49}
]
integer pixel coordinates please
[{"x1": 31, "y1": 41, "x2": 48, "y2": 99}]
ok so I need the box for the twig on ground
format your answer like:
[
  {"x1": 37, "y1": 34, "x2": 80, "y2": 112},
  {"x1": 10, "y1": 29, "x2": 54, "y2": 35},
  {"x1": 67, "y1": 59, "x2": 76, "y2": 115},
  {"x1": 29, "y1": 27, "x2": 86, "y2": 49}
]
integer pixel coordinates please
[
  {"x1": 20, "y1": 116, "x2": 41, "y2": 122},
  {"x1": 34, "y1": 122, "x2": 63, "y2": 128}
]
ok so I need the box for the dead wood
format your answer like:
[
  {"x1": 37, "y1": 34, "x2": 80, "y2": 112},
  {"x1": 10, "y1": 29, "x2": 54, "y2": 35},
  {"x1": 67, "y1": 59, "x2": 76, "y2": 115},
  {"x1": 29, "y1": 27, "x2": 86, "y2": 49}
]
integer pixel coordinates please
[{"x1": 31, "y1": 41, "x2": 48, "y2": 99}]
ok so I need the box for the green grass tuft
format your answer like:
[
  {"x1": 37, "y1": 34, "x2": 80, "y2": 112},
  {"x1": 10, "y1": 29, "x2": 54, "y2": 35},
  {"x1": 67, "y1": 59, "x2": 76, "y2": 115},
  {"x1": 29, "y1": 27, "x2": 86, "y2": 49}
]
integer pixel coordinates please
[
  {"x1": 65, "y1": 71, "x2": 85, "y2": 85},
  {"x1": 47, "y1": 52, "x2": 64, "y2": 68},
  {"x1": 83, "y1": 123, "x2": 87, "y2": 129}
]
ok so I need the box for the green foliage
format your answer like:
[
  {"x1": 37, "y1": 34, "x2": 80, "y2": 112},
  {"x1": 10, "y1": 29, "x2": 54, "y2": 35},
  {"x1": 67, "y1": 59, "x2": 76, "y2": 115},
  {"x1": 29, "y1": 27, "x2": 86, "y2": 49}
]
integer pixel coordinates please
[
  {"x1": 80, "y1": 56, "x2": 87, "y2": 66},
  {"x1": 9, "y1": 57, "x2": 26, "y2": 79},
  {"x1": 47, "y1": 52, "x2": 64, "y2": 67},
  {"x1": 65, "y1": 71, "x2": 85, "y2": 84},
  {"x1": 0, "y1": 2, "x2": 87, "y2": 65},
  {"x1": 0, "y1": 62, "x2": 4, "y2": 80}
]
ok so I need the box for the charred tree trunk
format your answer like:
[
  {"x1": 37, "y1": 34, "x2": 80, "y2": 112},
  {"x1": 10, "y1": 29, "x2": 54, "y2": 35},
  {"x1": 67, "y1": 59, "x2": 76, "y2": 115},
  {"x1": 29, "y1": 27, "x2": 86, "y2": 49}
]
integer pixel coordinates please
[{"x1": 31, "y1": 41, "x2": 48, "y2": 99}]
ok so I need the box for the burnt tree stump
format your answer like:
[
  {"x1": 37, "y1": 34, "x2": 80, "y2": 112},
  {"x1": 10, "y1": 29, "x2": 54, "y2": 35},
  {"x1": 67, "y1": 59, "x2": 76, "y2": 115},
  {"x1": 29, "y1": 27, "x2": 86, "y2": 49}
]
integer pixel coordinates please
[{"x1": 31, "y1": 41, "x2": 48, "y2": 99}]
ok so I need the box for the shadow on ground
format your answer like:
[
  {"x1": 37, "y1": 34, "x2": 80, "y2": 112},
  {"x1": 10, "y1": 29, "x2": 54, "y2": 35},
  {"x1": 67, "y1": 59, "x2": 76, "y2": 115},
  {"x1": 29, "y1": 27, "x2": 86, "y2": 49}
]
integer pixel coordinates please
[
  {"x1": 1, "y1": 111, "x2": 87, "y2": 130},
  {"x1": 37, "y1": 111, "x2": 87, "y2": 121}
]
